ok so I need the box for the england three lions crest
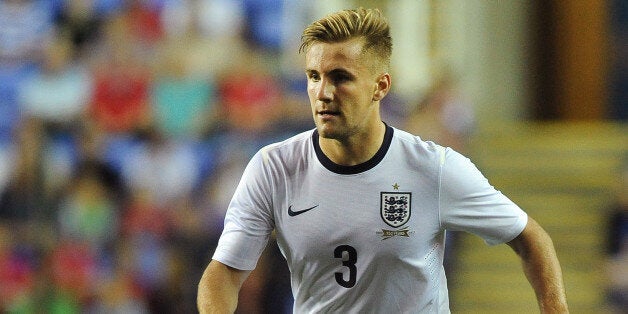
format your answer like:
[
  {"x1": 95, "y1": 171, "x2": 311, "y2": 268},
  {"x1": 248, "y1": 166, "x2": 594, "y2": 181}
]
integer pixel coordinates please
[{"x1": 380, "y1": 192, "x2": 411, "y2": 228}]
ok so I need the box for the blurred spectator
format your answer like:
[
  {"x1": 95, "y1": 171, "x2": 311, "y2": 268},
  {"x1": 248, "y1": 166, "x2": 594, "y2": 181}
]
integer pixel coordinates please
[
  {"x1": 56, "y1": 161, "x2": 119, "y2": 249},
  {"x1": 159, "y1": 0, "x2": 193, "y2": 39},
  {"x1": 197, "y1": 145, "x2": 249, "y2": 220},
  {"x1": 121, "y1": 190, "x2": 171, "y2": 240},
  {"x1": 404, "y1": 70, "x2": 475, "y2": 153},
  {"x1": 0, "y1": 117, "x2": 47, "y2": 222},
  {"x1": 74, "y1": 121, "x2": 126, "y2": 203},
  {"x1": 9, "y1": 31, "x2": 92, "y2": 200},
  {"x1": 217, "y1": 49, "x2": 282, "y2": 136},
  {"x1": 90, "y1": 266, "x2": 149, "y2": 314},
  {"x1": 151, "y1": 42, "x2": 215, "y2": 139},
  {"x1": 54, "y1": 0, "x2": 110, "y2": 60},
  {"x1": 49, "y1": 240, "x2": 98, "y2": 303},
  {"x1": 0, "y1": 224, "x2": 35, "y2": 311},
  {"x1": 0, "y1": 142, "x2": 11, "y2": 193},
  {"x1": 0, "y1": 66, "x2": 28, "y2": 144},
  {"x1": 243, "y1": 0, "x2": 283, "y2": 51},
  {"x1": 270, "y1": 87, "x2": 314, "y2": 138},
  {"x1": 258, "y1": 240, "x2": 293, "y2": 313},
  {"x1": 116, "y1": 232, "x2": 176, "y2": 312},
  {"x1": 159, "y1": 0, "x2": 248, "y2": 81},
  {"x1": 121, "y1": 127, "x2": 198, "y2": 207},
  {"x1": 195, "y1": 0, "x2": 244, "y2": 41},
  {"x1": 88, "y1": 13, "x2": 152, "y2": 134},
  {"x1": 609, "y1": 0, "x2": 628, "y2": 120},
  {"x1": 0, "y1": 0, "x2": 56, "y2": 68},
  {"x1": 605, "y1": 157, "x2": 628, "y2": 312},
  {"x1": 380, "y1": 90, "x2": 411, "y2": 129},
  {"x1": 17, "y1": 34, "x2": 92, "y2": 134},
  {"x1": 0, "y1": 0, "x2": 57, "y2": 143},
  {"x1": 126, "y1": 0, "x2": 165, "y2": 47},
  {"x1": 169, "y1": 193, "x2": 219, "y2": 284}
]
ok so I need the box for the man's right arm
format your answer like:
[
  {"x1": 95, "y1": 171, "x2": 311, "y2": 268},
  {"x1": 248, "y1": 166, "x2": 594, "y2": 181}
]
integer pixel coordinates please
[{"x1": 197, "y1": 260, "x2": 251, "y2": 314}]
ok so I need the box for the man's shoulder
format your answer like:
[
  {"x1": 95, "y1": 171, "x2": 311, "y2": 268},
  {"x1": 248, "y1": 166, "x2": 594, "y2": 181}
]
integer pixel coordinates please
[
  {"x1": 392, "y1": 126, "x2": 445, "y2": 152},
  {"x1": 259, "y1": 129, "x2": 315, "y2": 163}
]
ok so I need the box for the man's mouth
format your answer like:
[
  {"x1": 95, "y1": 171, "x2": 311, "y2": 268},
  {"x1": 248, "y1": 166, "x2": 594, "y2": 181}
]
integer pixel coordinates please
[{"x1": 317, "y1": 110, "x2": 340, "y2": 117}]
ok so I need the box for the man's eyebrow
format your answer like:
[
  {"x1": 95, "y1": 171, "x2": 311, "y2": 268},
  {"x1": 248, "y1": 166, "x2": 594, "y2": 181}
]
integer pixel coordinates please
[
  {"x1": 305, "y1": 68, "x2": 356, "y2": 79},
  {"x1": 328, "y1": 68, "x2": 356, "y2": 80},
  {"x1": 328, "y1": 68, "x2": 353, "y2": 76}
]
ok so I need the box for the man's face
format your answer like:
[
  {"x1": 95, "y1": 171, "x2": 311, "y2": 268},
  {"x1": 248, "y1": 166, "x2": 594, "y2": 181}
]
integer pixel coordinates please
[{"x1": 305, "y1": 38, "x2": 384, "y2": 141}]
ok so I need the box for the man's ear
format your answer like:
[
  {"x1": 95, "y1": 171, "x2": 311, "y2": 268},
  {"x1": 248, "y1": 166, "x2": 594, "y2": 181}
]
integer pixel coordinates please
[{"x1": 373, "y1": 73, "x2": 391, "y2": 101}]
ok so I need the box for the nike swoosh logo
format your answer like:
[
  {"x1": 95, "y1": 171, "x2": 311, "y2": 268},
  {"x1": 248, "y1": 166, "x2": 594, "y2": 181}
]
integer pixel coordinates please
[{"x1": 288, "y1": 205, "x2": 319, "y2": 217}]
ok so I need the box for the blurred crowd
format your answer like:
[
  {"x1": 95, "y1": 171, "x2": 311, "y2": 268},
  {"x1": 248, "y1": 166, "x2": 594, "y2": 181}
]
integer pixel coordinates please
[
  {"x1": 605, "y1": 157, "x2": 628, "y2": 313},
  {"x1": 0, "y1": 1, "x2": 476, "y2": 313}
]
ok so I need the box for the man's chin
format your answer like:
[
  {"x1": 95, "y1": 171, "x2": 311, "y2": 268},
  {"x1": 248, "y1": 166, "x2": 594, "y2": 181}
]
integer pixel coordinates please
[{"x1": 316, "y1": 125, "x2": 341, "y2": 140}]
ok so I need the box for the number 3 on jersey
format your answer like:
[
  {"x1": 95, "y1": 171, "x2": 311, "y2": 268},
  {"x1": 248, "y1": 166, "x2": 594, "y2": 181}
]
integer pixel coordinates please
[{"x1": 334, "y1": 245, "x2": 357, "y2": 288}]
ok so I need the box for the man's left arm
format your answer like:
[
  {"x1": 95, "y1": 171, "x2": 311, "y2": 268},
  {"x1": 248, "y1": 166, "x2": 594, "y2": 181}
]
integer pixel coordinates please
[{"x1": 507, "y1": 216, "x2": 569, "y2": 313}]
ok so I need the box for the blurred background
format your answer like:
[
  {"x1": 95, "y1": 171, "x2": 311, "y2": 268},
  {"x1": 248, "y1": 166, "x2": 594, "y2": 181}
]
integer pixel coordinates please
[{"x1": 0, "y1": 0, "x2": 625, "y2": 313}]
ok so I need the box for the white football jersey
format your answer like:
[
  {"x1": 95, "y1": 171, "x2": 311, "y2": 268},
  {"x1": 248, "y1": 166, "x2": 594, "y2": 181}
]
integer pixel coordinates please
[{"x1": 213, "y1": 124, "x2": 527, "y2": 313}]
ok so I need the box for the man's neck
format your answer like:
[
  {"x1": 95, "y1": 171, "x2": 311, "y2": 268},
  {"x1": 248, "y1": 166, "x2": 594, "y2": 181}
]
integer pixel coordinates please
[{"x1": 318, "y1": 122, "x2": 386, "y2": 166}]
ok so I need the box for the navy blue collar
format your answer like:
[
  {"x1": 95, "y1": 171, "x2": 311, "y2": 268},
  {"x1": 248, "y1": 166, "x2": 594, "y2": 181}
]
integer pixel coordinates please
[{"x1": 313, "y1": 123, "x2": 393, "y2": 175}]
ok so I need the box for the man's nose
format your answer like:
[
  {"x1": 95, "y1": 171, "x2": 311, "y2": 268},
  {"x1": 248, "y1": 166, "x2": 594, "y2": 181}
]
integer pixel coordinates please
[{"x1": 316, "y1": 78, "x2": 333, "y2": 102}]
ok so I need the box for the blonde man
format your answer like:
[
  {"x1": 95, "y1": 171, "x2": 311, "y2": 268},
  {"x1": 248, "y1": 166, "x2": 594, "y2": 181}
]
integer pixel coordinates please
[{"x1": 198, "y1": 8, "x2": 568, "y2": 313}]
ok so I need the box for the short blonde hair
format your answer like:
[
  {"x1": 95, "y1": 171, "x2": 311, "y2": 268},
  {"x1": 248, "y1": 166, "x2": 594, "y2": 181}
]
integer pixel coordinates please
[{"x1": 300, "y1": 8, "x2": 392, "y2": 70}]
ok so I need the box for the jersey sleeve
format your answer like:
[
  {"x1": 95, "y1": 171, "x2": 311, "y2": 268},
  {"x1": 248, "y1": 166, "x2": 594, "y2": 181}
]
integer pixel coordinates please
[
  {"x1": 212, "y1": 151, "x2": 275, "y2": 270},
  {"x1": 438, "y1": 147, "x2": 528, "y2": 245}
]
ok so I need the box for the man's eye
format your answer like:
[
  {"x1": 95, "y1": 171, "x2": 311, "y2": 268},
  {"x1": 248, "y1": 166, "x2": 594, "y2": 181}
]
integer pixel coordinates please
[
  {"x1": 331, "y1": 75, "x2": 350, "y2": 84},
  {"x1": 308, "y1": 73, "x2": 320, "y2": 81}
]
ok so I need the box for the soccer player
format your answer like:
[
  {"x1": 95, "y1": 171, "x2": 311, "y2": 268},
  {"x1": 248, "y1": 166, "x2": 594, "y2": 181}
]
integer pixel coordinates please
[{"x1": 198, "y1": 8, "x2": 569, "y2": 313}]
